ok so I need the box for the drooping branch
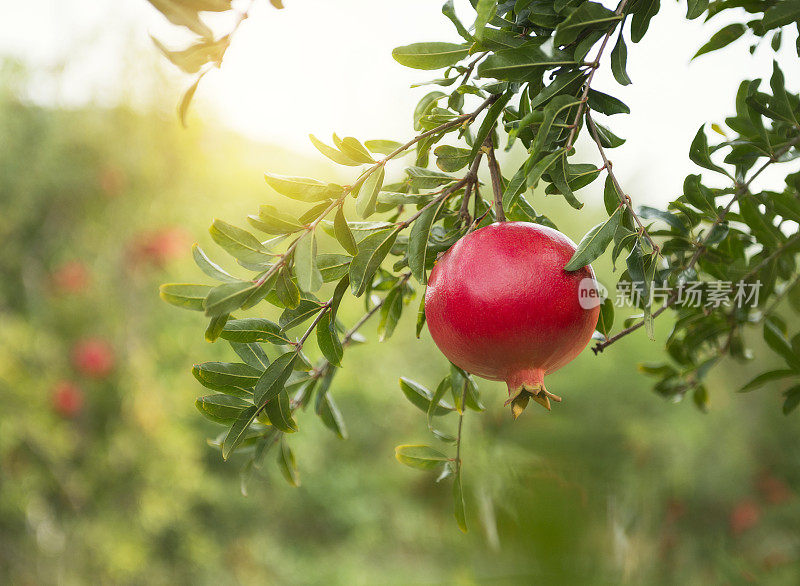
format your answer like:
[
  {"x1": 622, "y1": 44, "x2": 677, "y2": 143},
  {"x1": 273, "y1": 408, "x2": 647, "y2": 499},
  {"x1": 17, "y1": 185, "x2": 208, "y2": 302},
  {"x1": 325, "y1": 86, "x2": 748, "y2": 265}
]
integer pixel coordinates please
[
  {"x1": 563, "y1": 0, "x2": 629, "y2": 153},
  {"x1": 593, "y1": 133, "x2": 800, "y2": 354},
  {"x1": 585, "y1": 112, "x2": 659, "y2": 253}
]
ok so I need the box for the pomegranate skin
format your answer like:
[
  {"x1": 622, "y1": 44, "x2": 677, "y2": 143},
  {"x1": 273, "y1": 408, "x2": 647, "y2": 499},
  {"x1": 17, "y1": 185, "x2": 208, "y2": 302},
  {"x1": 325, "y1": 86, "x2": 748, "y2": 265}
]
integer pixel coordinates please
[{"x1": 424, "y1": 222, "x2": 599, "y2": 416}]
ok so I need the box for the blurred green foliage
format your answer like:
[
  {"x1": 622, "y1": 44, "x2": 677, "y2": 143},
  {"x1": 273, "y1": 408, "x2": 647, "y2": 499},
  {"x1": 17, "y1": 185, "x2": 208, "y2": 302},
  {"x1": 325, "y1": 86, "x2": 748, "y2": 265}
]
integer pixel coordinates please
[{"x1": 1, "y1": 58, "x2": 800, "y2": 585}]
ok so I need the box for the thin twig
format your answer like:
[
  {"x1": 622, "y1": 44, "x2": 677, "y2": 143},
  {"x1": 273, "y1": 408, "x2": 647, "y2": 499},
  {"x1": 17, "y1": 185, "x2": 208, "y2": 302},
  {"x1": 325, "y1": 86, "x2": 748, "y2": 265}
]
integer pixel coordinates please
[
  {"x1": 563, "y1": 0, "x2": 629, "y2": 152},
  {"x1": 454, "y1": 381, "x2": 468, "y2": 471},
  {"x1": 741, "y1": 232, "x2": 800, "y2": 282},
  {"x1": 253, "y1": 95, "x2": 501, "y2": 288},
  {"x1": 585, "y1": 112, "x2": 659, "y2": 253},
  {"x1": 483, "y1": 134, "x2": 506, "y2": 222},
  {"x1": 459, "y1": 150, "x2": 485, "y2": 223}
]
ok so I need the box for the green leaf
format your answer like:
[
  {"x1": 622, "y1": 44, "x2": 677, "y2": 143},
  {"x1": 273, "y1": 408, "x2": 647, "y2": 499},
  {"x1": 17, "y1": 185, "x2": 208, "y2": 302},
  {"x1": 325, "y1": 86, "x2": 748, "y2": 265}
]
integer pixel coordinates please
[
  {"x1": 317, "y1": 312, "x2": 343, "y2": 367},
  {"x1": 764, "y1": 320, "x2": 800, "y2": 370},
  {"x1": 240, "y1": 270, "x2": 278, "y2": 311},
  {"x1": 469, "y1": 91, "x2": 513, "y2": 162},
  {"x1": 308, "y1": 134, "x2": 360, "y2": 166},
  {"x1": 474, "y1": 0, "x2": 498, "y2": 41},
  {"x1": 159, "y1": 283, "x2": 213, "y2": 311},
  {"x1": 533, "y1": 95, "x2": 579, "y2": 156},
  {"x1": 364, "y1": 139, "x2": 403, "y2": 155},
  {"x1": 630, "y1": 0, "x2": 659, "y2": 43},
  {"x1": 565, "y1": 207, "x2": 621, "y2": 271},
  {"x1": 762, "y1": 0, "x2": 800, "y2": 30},
  {"x1": 416, "y1": 292, "x2": 427, "y2": 338},
  {"x1": 526, "y1": 150, "x2": 564, "y2": 189},
  {"x1": 689, "y1": 126, "x2": 728, "y2": 176},
  {"x1": 263, "y1": 389, "x2": 298, "y2": 433},
  {"x1": 318, "y1": 254, "x2": 352, "y2": 282},
  {"x1": 205, "y1": 313, "x2": 229, "y2": 342},
  {"x1": 247, "y1": 205, "x2": 304, "y2": 235},
  {"x1": 294, "y1": 233, "x2": 323, "y2": 293},
  {"x1": 587, "y1": 89, "x2": 630, "y2": 115},
  {"x1": 783, "y1": 385, "x2": 800, "y2": 415},
  {"x1": 501, "y1": 164, "x2": 528, "y2": 210},
  {"x1": 193, "y1": 361, "x2": 262, "y2": 391},
  {"x1": 596, "y1": 297, "x2": 615, "y2": 338},
  {"x1": 638, "y1": 206, "x2": 687, "y2": 234},
  {"x1": 554, "y1": 1, "x2": 619, "y2": 46},
  {"x1": 230, "y1": 341, "x2": 270, "y2": 370},
  {"x1": 356, "y1": 166, "x2": 384, "y2": 218},
  {"x1": 349, "y1": 229, "x2": 398, "y2": 297},
  {"x1": 253, "y1": 351, "x2": 297, "y2": 406},
  {"x1": 277, "y1": 439, "x2": 300, "y2": 486},
  {"x1": 275, "y1": 268, "x2": 300, "y2": 309},
  {"x1": 209, "y1": 219, "x2": 273, "y2": 264},
  {"x1": 550, "y1": 156, "x2": 584, "y2": 210},
  {"x1": 442, "y1": 0, "x2": 472, "y2": 41},
  {"x1": 427, "y1": 376, "x2": 453, "y2": 429},
  {"x1": 686, "y1": 0, "x2": 708, "y2": 20},
  {"x1": 693, "y1": 23, "x2": 746, "y2": 59},
  {"x1": 220, "y1": 318, "x2": 290, "y2": 345},
  {"x1": 264, "y1": 173, "x2": 343, "y2": 202},
  {"x1": 394, "y1": 444, "x2": 450, "y2": 470},
  {"x1": 334, "y1": 207, "x2": 359, "y2": 255},
  {"x1": 408, "y1": 197, "x2": 449, "y2": 284},
  {"x1": 738, "y1": 369, "x2": 796, "y2": 393},
  {"x1": 204, "y1": 281, "x2": 256, "y2": 317},
  {"x1": 222, "y1": 406, "x2": 258, "y2": 460},
  {"x1": 279, "y1": 298, "x2": 324, "y2": 330},
  {"x1": 192, "y1": 244, "x2": 238, "y2": 282},
  {"x1": 406, "y1": 166, "x2": 457, "y2": 189},
  {"x1": 434, "y1": 145, "x2": 472, "y2": 172},
  {"x1": 337, "y1": 136, "x2": 375, "y2": 164},
  {"x1": 318, "y1": 393, "x2": 348, "y2": 439},
  {"x1": 453, "y1": 469, "x2": 467, "y2": 533},
  {"x1": 378, "y1": 285, "x2": 404, "y2": 341},
  {"x1": 399, "y1": 377, "x2": 454, "y2": 416},
  {"x1": 610, "y1": 31, "x2": 632, "y2": 85},
  {"x1": 477, "y1": 44, "x2": 576, "y2": 80},
  {"x1": 196, "y1": 395, "x2": 252, "y2": 425},
  {"x1": 392, "y1": 42, "x2": 470, "y2": 70}
]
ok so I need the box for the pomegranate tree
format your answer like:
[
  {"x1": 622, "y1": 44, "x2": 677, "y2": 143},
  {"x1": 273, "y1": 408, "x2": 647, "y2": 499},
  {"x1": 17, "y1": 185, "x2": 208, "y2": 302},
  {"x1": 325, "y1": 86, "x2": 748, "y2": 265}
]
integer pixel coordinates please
[{"x1": 153, "y1": 0, "x2": 800, "y2": 532}]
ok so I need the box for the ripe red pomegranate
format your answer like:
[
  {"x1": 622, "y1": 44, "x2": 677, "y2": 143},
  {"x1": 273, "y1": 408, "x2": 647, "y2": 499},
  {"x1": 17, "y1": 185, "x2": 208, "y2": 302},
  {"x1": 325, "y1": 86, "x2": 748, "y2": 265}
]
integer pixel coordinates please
[
  {"x1": 425, "y1": 222, "x2": 600, "y2": 417},
  {"x1": 52, "y1": 381, "x2": 84, "y2": 418},
  {"x1": 72, "y1": 338, "x2": 116, "y2": 379}
]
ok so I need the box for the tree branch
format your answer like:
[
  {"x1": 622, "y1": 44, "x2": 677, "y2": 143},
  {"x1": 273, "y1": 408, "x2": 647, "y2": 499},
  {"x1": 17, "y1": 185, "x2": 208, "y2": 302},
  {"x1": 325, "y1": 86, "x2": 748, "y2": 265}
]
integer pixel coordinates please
[
  {"x1": 563, "y1": 0, "x2": 629, "y2": 153},
  {"x1": 253, "y1": 94, "x2": 502, "y2": 289},
  {"x1": 483, "y1": 134, "x2": 506, "y2": 222},
  {"x1": 585, "y1": 112, "x2": 659, "y2": 253},
  {"x1": 593, "y1": 133, "x2": 800, "y2": 353}
]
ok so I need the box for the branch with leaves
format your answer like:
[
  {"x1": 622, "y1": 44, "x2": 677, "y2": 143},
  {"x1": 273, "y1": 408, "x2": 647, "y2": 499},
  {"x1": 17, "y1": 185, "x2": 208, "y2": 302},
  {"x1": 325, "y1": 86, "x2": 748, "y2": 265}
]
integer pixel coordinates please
[{"x1": 156, "y1": 0, "x2": 800, "y2": 529}]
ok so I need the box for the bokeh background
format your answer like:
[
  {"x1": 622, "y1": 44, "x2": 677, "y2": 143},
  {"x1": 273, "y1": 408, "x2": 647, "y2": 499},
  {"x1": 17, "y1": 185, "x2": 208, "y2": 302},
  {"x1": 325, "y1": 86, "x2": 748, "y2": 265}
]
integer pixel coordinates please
[{"x1": 1, "y1": 1, "x2": 800, "y2": 584}]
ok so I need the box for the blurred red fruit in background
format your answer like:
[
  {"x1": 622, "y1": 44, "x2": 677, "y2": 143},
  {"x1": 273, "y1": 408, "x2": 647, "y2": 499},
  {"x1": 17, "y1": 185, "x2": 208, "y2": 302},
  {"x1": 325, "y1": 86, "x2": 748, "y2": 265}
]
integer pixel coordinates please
[
  {"x1": 97, "y1": 164, "x2": 126, "y2": 197},
  {"x1": 129, "y1": 227, "x2": 188, "y2": 268},
  {"x1": 756, "y1": 471, "x2": 793, "y2": 505},
  {"x1": 52, "y1": 381, "x2": 84, "y2": 417},
  {"x1": 51, "y1": 261, "x2": 90, "y2": 294},
  {"x1": 72, "y1": 338, "x2": 115, "y2": 379},
  {"x1": 730, "y1": 499, "x2": 761, "y2": 535}
]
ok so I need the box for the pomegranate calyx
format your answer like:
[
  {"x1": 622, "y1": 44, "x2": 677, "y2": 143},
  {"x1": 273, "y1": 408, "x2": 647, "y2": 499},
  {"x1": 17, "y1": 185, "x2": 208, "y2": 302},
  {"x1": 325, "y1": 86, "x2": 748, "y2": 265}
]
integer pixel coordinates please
[{"x1": 505, "y1": 385, "x2": 562, "y2": 418}]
